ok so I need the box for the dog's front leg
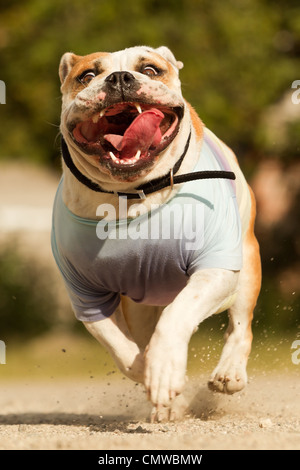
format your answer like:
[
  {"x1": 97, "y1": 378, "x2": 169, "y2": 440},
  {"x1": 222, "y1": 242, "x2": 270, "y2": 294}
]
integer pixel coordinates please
[
  {"x1": 84, "y1": 307, "x2": 144, "y2": 383},
  {"x1": 144, "y1": 268, "x2": 239, "y2": 408}
]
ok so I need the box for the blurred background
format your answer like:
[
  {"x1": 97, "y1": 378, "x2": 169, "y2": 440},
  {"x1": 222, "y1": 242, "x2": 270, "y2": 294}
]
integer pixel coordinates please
[{"x1": 0, "y1": 0, "x2": 299, "y2": 378}]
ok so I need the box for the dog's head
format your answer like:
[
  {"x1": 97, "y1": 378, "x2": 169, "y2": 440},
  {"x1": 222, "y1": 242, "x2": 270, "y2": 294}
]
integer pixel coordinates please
[{"x1": 59, "y1": 46, "x2": 188, "y2": 185}]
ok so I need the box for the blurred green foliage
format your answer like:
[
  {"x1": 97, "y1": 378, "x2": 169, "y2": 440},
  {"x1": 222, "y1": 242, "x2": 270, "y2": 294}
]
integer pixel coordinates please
[
  {"x1": 0, "y1": 241, "x2": 58, "y2": 341},
  {"x1": 0, "y1": 0, "x2": 299, "y2": 167}
]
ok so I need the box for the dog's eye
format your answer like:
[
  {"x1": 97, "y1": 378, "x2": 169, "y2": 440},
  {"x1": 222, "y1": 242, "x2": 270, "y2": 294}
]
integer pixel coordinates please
[
  {"x1": 142, "y1": 65, "x2": 160, "y2": 77},
  {"x1": 78, "y1": 70, "x2": 96, "y2": 85}
]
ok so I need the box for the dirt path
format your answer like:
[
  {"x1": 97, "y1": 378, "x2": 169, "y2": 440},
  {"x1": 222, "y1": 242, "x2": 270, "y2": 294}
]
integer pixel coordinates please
[{"x1": 0, "y1": 372, "x2": 299, "y2": 450}]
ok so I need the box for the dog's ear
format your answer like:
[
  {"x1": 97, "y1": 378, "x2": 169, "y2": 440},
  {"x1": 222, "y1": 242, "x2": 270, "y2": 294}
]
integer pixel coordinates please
[
  {"x1": 59, "y1": 52, "x2": 81, "y2": 84},
  {"x1": 155, "y1": 46, "x2": 184, "y2": 72}
]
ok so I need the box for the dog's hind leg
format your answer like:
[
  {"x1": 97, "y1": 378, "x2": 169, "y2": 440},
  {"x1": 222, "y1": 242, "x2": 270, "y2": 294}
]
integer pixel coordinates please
[
  {"x1": 208, "y1": 190, "x2": 261, "y2": 394},
  {"x1": 83, "y1": 305, "x2": 145, "y2": 383},
  {"x1": 84, "y1": 297, "x2": 162, "y2": 384},
  {"x1": 121, "y1": 296, "x2": 163, "y2": 350}
]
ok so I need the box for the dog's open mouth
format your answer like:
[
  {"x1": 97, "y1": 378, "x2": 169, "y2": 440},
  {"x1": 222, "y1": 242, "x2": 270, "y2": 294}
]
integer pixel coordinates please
[{"x1": 70, "y1": 102, "x2": 183, "y2": 169}]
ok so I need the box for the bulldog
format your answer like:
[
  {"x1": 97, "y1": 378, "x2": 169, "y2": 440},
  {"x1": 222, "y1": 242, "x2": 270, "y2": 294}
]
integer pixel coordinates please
[{"x1": 52, "y1": 46, "x2": 261, "y2": 422}]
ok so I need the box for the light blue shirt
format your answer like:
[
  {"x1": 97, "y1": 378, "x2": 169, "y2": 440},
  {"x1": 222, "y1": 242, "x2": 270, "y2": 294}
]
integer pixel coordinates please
[{"x1": 51, "y1": 128, "x2": 242, "y2": 322}]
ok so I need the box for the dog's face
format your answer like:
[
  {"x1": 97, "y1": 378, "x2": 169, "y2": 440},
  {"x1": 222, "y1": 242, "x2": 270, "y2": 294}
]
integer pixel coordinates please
[{"x1": 59, "y1": 46, "x2": 186, "y2": 183}]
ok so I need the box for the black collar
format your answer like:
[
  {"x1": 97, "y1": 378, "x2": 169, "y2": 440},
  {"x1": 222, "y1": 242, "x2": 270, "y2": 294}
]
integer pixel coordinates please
[{"x1": 61, "y1": 131, "x2": 235, "y2": 199}]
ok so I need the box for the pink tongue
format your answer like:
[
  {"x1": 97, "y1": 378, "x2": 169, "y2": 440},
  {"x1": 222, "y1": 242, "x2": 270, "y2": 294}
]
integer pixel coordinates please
[{"x1": 105, "y1": 108, "x2": 164, "y2": 158}]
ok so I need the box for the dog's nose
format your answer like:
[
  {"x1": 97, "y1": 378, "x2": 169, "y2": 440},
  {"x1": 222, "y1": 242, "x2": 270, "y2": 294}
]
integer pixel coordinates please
[{"x1": 105, "y1": 71, "x2": 136, "y2": 91}]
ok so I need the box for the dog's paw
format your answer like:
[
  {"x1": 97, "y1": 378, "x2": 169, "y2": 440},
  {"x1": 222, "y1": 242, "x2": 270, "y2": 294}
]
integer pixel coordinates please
[
  {"x1": 208, "y1": 364, "x2": 247, "y2": 394},
  {"x1": 150, "y1": 394, "x2": 188, "y2": 423},
  {"x1": 144, "y1": 335, "x2": 188, "y2": 407}
]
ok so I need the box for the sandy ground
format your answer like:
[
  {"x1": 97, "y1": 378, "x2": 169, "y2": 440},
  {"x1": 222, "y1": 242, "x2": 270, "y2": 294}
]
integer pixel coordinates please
[{"x1": 0, "y1": 372, "x2": 299, "y2": 450}]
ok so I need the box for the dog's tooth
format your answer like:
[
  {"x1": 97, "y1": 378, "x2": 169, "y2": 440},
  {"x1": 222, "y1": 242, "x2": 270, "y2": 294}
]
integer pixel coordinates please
[
  {"x1": 109, "y1": 150, "x2": 141, "y2": 165},
  {"x1": 135, "y1": 103, "x2": 142, "y2": 114},
  {"x1": 109, "y1": 151, "x2": 119, "y2": 163},
  {"x1": 99, "y1": 109, "x2": 105, "y2": 118}
]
